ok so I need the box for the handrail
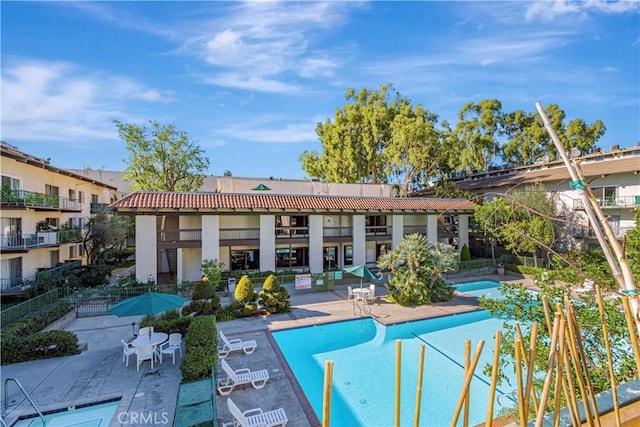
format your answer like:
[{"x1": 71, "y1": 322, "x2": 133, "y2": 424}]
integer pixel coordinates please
[
  {"x1": 3, "y1": 378, "x2": 46, "y2": 426},
  {"x1": 0, "y1": 416, "x2": 7, "y2": 427}
]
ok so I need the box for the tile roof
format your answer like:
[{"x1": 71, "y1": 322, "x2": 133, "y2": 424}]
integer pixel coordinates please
[{"x1": 110, "y1": 192, "x2": 474, "y2": 214}]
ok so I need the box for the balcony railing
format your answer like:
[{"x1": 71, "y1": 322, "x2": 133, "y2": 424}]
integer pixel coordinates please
[
  {"x1": 323, "y1": 227, "x2": 353, "y2": 238},
  {"x1": 220, "y1": 228, "x2": 260, "y2": 240},
  {"x1": 1, "y1": 189, "x2": 80, "y2": 210},
  {"x1": 1, "y1": 229, "x2": 82, "y2": 250},
  {"x1": 90, "y1": 202, "x2": 111, "y2": 213},
  {"x1": 157, "y1": 229, "x2": 202, "y2": 242},
  {"x1": 275, "y1": 226, "x2": 309, "y2": 238},
  {"x1": 573, "y1": 195, "x2": 640, "y2": 210},
  {"x1": 366, "y1": 225, "x2": 391, "y2": 236},
  {"x1": 403, "y1": 225, "x2": 425, "y2": 235}
]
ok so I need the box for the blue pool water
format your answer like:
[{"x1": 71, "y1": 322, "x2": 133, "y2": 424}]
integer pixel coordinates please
[
  {"x1": 12, "y1": 400, "x2": 120, "y2": 427},
  {"x1": 273, "y1": 281, "x2": 517, "y2": 426}
]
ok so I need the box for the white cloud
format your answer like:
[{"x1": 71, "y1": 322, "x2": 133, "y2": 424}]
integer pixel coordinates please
[
  {"x1": 1, "y1": 60, "x2": 173, "y2": 142},
  {"x1": 203, "y1": 73, "x2": 301, "y2": 93},
  {"x1": 215, "y1": 116, "x2": 317, "y2": 144},
  {"x1": 525, "y1": 0, "x2": 638, "y2": 22}
]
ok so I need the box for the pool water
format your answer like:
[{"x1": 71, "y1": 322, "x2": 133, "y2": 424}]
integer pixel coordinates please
[
  {"x1": 12, "y1": 400, "x2": 119, "y2": 427},
  {"x1": 273, "y1": 280, "x2": 518, "y2": 426}
]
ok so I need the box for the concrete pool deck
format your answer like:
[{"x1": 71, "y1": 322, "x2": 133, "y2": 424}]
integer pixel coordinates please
[{"x1": 1, "y1": 273, "x2": 532, "y2": 427}]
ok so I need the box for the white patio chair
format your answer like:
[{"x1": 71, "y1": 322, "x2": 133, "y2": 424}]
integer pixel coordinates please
[
  {"x1": 158, "y1": 333, "x2": 183, "y2": 364},
  {"x1": 218, "y1": 330, "x2": 257, "y2": 359},
  {"x1": 138, "y1": 326, "x2": 154, "y2": 336},
  {"x1": 121, "y1": 340, "x2": 136, "y2": 367},
  {"x1": 347, "y1": 286, "x2": 354, "y2": 300},
  {"x1": 217, "y1": 359, "x2": 269, "y2": 396},
  {"x1": 136, "y1": 345, "x2": 155, "y2": 371},
  {"x1": 225, "y1": 397, "x2": 288, "y2": 427}
]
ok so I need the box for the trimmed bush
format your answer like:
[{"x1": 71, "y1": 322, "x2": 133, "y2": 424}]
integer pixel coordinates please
[
  {"x1": 140, "y1": 316, "x2": 192, "y2": 336},
  {"x1": 460, "y1": 244, "x2": 471, "y2": 262},
  {"x1": 180, "y1": 315, "x2": 218, "y2": 382},
  {"x1": 1, "y1": 330, "x2": 79, "y2": 364},
  {"x1": 258, "y1": 274, "x2": 290, "y2": 314},
  {"x1": 234, "y1": 275, "x2": 256, "y2": 305},
  {"x1": 4, "y1": 300, "x2": 73, "y2": 336},
  {"x1": 192, "y1": 278, "x2": 215, "y2": 301}
]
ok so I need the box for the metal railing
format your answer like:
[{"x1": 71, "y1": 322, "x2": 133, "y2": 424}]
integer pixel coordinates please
[
  {"x1": 0, "y1": 288, "x2": 70, "y2": 328},
  {"x1": 323, "y1": 227, "x2": 353, "y2": 237},
  {"x1": 275, "y1": 226, "x2": 309, "y2": 238},
  {"x1": 90, "y1": 202, "x2": 110, "y2": 213},
  {"x1": 72, "y1": 284, "x2": 179, "y2": 317},
  {"x1": 573, "y1": 195, "x2": 640, "y2": 210},
  {"x1": 4, "y1": 378, "x2": 45, "y2": 426},
  {"x1": 1, "y1": 189, "x2": 80, "y2": 210},
  {"x1": 366, "y1": 225, "x2": 391, "y2": 236},
  {"x1": 219, "y1": 228, "x2": 260, "y2": 240},
  {"x1": 0, "y1": 229, "x2": 81, "y2": 250},
  {"x1": 157, "y1": 229, "x2": 202, "y2": 242}
]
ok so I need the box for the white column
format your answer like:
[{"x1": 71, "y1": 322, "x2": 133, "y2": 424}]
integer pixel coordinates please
[
  {"x1": 458, "y1": 214, "x2": 469, "y2": 251},
  {"x1": 259, "y1": 215, "x2": 275, "y2": 272},
  {"x1": 135, "y1": 215, "x2": 157, "y2": 283},
  {"x1": 427, "y1": 214, "x2": 438, "y2": 245},
  {"x1": 176, "y1": 248, "x2": 184, "y2": 283},
  {"x1": 309, "y1": 215, "x2": 324, "y2": 273},
  {"x1": 201, "y1": 215, "x2": 220, "y2": 263},
  {"x1": 352, "y1": 215, "x2": 366, "y2": 265},
  {"x1": 392, "y1": 214, "x2": 404, "y2": 249}
]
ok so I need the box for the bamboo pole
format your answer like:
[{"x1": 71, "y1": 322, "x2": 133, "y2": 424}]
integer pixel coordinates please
[
  {"x1": 524, "y1": 323, "x2": 540, "y2": 416},
  {"x1": 514, "y1": 340, "x2": 526, "y2": 427},
  {"x1": 541, "y1": 295, "x2": 553, "y2": 335},
  {"x1": 414, "y1": 344, "x2": 426, "y2": 427},
  {"x1": 464, "y1": 339, "x2": 471, "y2": 427},
  {"x1": 536, "y1": 101, "x2": 640, "y2": 338},
  {"x1": 451, "y1": 340, "x2": 485, "y2": 427},
  {"x1": 485, "y1": 330, "x2": 502, "y2": 427},
  {"x1": 395, "y1": 340, "x2": 401, "y2": 427},
  {"x1": 551, "y1": 319, "x2": 566, "y2": 427},
  {"x1": 560, "y1": 323, "x2": 581, "y2": 427},
  {"x1": 322, "y1": 360, "x2": 334, "y2": 427},
  {"x1": 595, "y1": 285, "x2": 621, "y2": 427},
  {"x1": 564, "y1": 303, "x2": 595, "y2": 427},
  {"x1": 621, "y1": 297, "x2": 640, "y2": 376},
  {"x1": 534, "y1": 315, "x2": 560, "y2": 427}
]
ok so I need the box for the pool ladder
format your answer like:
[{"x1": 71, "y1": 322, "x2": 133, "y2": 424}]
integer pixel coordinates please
[{"x1": 3, "y1": 378, "x2": 46, "y2": 426}]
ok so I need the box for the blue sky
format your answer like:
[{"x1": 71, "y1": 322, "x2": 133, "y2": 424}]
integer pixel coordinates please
[{"x1": 2, "y1": 1, "x2": 639, "y2": 180}]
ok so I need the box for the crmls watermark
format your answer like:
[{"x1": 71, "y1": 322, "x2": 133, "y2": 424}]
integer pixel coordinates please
[{"x1": 117, "y1": 411, "x2": 170, "y2": 425}]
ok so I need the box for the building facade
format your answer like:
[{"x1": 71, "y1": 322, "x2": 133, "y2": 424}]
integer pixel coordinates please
[
  {"x1": 1, "y1": 143, "x2": 119, "y2": 289},
  {"x1": 110, "y1": 192, "x2": 474, "y2": 284}
]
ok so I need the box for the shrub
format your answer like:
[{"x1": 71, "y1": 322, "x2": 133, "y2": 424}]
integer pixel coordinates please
[
  {"x1": 140, "y1": 316, "x2": 192, "y2": 336},
  {"x1": 4, "y1": 300, "x2": 73, "y2": 336},
  {"x1": 215, "y1": 305, "x2": 237, "y2": 322},
  {"x1": 192, "y1": 277, "x2": 215, "y2": 301},
  {"x1": 258, "y1": 274, "x2": 290, "y2": 314},
  {"x1": 460, "y1": 244, "x2": 471, "y2": 262},
  {"x1": 200, "y1": 259, "x2": 225, "y2": 292},
  {"x1": 234, "y1": 275, "x2": 256, "y2": 305},
  {"x1": 1, "y1": 330, "x2": 79, "y2": 364},
  {"x1": 66, "y1": 264, "x2": 112, "y2": 288},
  {"x1": 180, "y1": 315, "x2": 218, "y2": 382}
]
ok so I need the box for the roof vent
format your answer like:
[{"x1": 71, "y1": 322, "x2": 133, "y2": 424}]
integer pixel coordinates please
[{"x1": 611, "y1": 144, "x2": 620, "y2": 151}]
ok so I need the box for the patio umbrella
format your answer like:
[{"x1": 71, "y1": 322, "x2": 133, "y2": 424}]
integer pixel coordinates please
[
  {"x1": 108, "y1": 292, "x2": 187, "y2": 335},
  {"x1": 343, "y1": 264, "x2": 379, "y2": 289}
]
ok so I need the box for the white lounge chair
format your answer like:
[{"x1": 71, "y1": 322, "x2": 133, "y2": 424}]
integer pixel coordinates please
[
  {"x1": 219, "y1": 330, "x2": 257, "y2": 359},
  {"x1": 136, "y1": 345, "x2": 155, "y2": 371},
  {"x1": 121, "y1": 340, "x2": 135, "y2": 367},
  {"x1": 217, "y1": 359, "x2": 269, "y2": 396},
  {"x1": 226, "y1": 397, "x2": 288, "y2": 427},
  {"x1": 158, "y1": 333, "x2": 182, "y2": 364}
]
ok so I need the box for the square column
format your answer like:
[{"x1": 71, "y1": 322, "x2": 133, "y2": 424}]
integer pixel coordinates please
[
  {"x1": 308, "y1": 215, "x2": 324, "y2": 273},
  {"x1": 176, "y1": 248, "x2": 184, "y2": 283},
  {"x1": 259, "y1": 215, "x2": 275, "y2": 272},
  {"x1": 458, "y1": 214, "x2": 469, "y2": 251},
  {"x1": 392, "y1": 214, "x2": 404, "y2": 249},
  {"x1": 201, "y1": 215, "x2": 220, "y2": 264},
  {"x1": 352, "y1": 215, "x2": 366, "y2": 266},
  {"x1": 135, "y1": 215, "x2": 157, "y2": 283},
  {"x1": 427, "y1": 214, "x2": 438, "y2": 245}
]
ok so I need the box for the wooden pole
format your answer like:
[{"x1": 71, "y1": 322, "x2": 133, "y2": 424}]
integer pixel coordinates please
[
  {"x1": 595, "y1": 285, "x2": 621, "y2": 426},
  {"x1": 621, "y1": 297, "x2": 640, "y2": 376},
  {"x1": 464, "y1": 339, "x2": 471, "y2": 427},
  {"x1": 524, "y1": 323, "x2": 540, "y2": 415},
  {"x1": 414, "y1": 344, "x2": 426, "y2": 427},
  {"x1": 560, "y1": 322, "x2": 581, "y2": 427},
  {"x1": 534, "y1": 315, "x2": 560, "y2": 427},
  {"x1": 514, "y1": 340, "x2": 526, "y2": 427},
  {"x1": 541, "y1": 295, "x2": 553, "y2": 335},
  {"x1": 536, "y1": 101, "x2": 640, "y2": 338},
  {"x1": 395, "y1": 340, "x2": 401, "y2": 427},
  {"x1": 451, "y1": 340, "x2": 485, "y2": 427},
  {"x1": 551, "y1": 319, "x2": 566, "y2": 427},
  {"x1": 485, "y1": 330, "x2": 502, "y2": 427},
  {"x1": 322, "y1": 360, "x2": 334, "y2": 427}
]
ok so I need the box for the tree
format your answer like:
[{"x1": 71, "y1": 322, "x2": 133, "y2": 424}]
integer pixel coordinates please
[
  {"x1": 625, "y1": 210, "x2": 640, "y2": 282},
  {"x1": 234, "y1": 275, "x2": 257, "y2": 314},
  {"x1": 474, "y1": 184, "x2": 558, "y2": 266},
  {"x1": 115, "y1": 120, "x2": 210, "y2": 191},
  {"x1": 258, "y1": 274, "x2": 290, "y2": 314},
  {"x1": 377, "y1": 233, "x2": 457, "y2": 305},
  {"x1": 454, "y1": 99, "x2": 504, "y2": 172},
  {"x1": 200, "y1": 259, "x2": 225, "y2": 292},
  {"x1": 82, "y1": 211, "x2": 130, "y2": 264}
]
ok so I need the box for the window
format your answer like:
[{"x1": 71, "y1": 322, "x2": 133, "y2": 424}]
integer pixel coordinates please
[
  {"x1": 275, "y1": 215, "x2": 309, "y2": 236},
  {"x1": 78, "y1": 191, "x2": 85, "y2": 203},
  {"x1": 1, "y1": 257, "x2": 22, "y2": 289},
  {"x1": 78, "y1": 217, "x2": 84, "y2": 229},
  {"x1": 230, "y1": 249, "x2": 260, "y2": 271},
  {"x1": 68, "y1": 189, "x2": 76, "y2": 201},
  {"x1": 1, "y1": 217, "x2": 22, "y2": 234},
  {"x1": 344, "y1": 245, "x2": 353, "y2": 266},
  {"x1": 69, "y1": 245, "x2": 77, "y2": 259},
  {"x1": 1, "y1": 175, "x2": 21, "y2": 191},
  {"x1": 376, "y1": 243, "x2": 389, "y2": 259},
  {"x1": 50, "y1": 250, "x2": 59, "y2": 268},
  {"x1": 591, "y1": 187, "x2": 617, "y2": 207},
  {"x1": 46, "y1": 218, "x2": 59, "y2": 229},
  {"x1": 91, "y1": 194, "x2": 99, "y2": 204},
  {"x1": 275, "y1": 247, "x2": 308, "y2": 268},
  {"x1": 45, "y1": 184, "x2": 59, "y2": 196},
  {"x1": 324, "y1": 246, "x2": 337, "y2": 270},
  {"x1": 79, "y1": 244, "x2": 85, "y2": 257},
  {"x1": 366, "y1": 215, "x2": 388, "y2": 234}
]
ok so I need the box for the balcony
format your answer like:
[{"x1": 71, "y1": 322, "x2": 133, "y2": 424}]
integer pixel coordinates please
[
  {"x1": 323, "y1": 227, "x2": 353, "y2": 237},
  {"x1": 275, "y1": 226, "x2": 309, "y2": 239},
  {"x1": 573, "y1": 195, "x2": 640, "y2": 210},
  {"x1": 157, "y1": 229, "x2": 202, "y2": 248},
  {"x1": 366, "y1": 225, "x2": 391, "y2": 236},
  {"x1": 220, "y1": 228, "x2": 260, "y2": 245},
  {"x1": 403, "y1": 225, "x2": 426, "y2": 235},
  {"x1": 0, "y1": 229, "x2": 82, "y2": 252},
  {"x1": 1, "y1": 189, "x2": 81, "y2": 211},
  {"x1": 90, "y1": 202, "x2": 111, "y2": 213}
]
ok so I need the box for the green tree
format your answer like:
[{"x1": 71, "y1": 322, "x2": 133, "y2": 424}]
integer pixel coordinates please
[
  {"x1": 82, "y1": 211, "x2": 130, "y2": 264},
  {"x1": 460, "y1": 243, "x2": 471, "y2": 262},
  {"x1": 200, "y1": 259, "x2": 225, "y2": 292},
  {"x1": 433, "y1": 179, "x2": 473, "y2": 199},
  {"x1": 234, "y1": 275, "x2": 256, "y2": 305},
  {"x1": 625, "y1": 210, "x2": 640, "y2": 282},
  {"x1": 454, "y1": 99, "x2": 504, "y2": 172},
  {"x1": 474, "y1": 184, "x2": 558, "y2": 266},
  {"x1": 258, "y1": 274, "x2": 291, "y2": 314},
  {"x1": 192, "y1": 277, "x2": 215, "y2": 300},
  {"x1": 377, "y1": 233, "x2": 457, "y2": 306},
  {"x1": 115, "y1": 120, "x2": 210, "y2": 191}
]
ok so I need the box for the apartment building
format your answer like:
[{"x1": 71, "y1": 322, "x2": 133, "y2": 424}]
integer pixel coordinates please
[
  {"x1": 109, "y1": 192, "x2": 474, "y2": 284},
  {"x1": 0, "y1": 142, "x2": 119, "y2": 290},
  {"x1": 416, "y1": 145, "x2": 640, "y2": 247}
]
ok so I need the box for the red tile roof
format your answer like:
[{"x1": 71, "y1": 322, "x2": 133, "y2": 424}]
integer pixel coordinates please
[{"x1": 110, "y1": 192, "x2": 474, "y2": 214}]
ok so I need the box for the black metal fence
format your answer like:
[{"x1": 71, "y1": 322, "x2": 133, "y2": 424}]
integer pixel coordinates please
[{"x1": 71, "y1": 284, "x2": 179, "y2": 318}]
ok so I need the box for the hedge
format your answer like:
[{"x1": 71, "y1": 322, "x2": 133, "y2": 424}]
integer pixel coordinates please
[
  {"x1": 1, "y1": 330, "x2": 79, "y2": 364},
  {"x1": 180, "y1": 315, "x2": 218, "y2": 382}
]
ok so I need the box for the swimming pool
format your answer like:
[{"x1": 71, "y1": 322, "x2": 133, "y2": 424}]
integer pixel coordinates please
[
  {"x1": 12, "y1": 399, "x2": 120, "y2": 427},
  {"x1": 273, "y1": 281, "x2": 517, "y2": 426}
]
